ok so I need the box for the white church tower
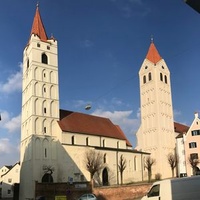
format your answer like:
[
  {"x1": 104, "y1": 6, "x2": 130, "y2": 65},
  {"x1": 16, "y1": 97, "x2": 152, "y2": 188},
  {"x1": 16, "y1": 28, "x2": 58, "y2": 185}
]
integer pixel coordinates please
[
  {"x1": 20, "y1": 5, "x2": 59, "y2": 199},
  {"x1": 136, "y1": 40, "x2": 175, "y2": 178}
]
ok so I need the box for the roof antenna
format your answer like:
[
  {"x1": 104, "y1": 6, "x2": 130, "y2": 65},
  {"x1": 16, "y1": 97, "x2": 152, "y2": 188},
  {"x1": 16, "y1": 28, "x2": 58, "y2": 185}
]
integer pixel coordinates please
[{"x1": 36, "y1": 1, "x2": 39, "y2": 7}]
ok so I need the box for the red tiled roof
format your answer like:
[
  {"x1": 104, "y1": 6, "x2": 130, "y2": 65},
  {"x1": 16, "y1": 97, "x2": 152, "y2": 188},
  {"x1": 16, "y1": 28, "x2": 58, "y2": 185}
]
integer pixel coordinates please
[
  {"x1": 58, "y1": 109, "x2": 132, "y2": 147},
  {"x1": 174, "y1": 122, "x2": 189, "y2": 134},
  {"x1": 30, "y1": 5, "x2": 48, "y2": 42},
  {"x1": 115, "y1": 125, "x2": 132, "y2": 147},
  {"x1": 146, "y1": 42, "x2": 162, "y2": 64}
]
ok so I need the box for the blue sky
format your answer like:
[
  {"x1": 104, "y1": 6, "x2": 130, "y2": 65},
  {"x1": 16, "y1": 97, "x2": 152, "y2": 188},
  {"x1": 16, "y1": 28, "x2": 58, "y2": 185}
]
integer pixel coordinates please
[{"x1": 0, "y1": 0, "x2": 200, "y2": 167}]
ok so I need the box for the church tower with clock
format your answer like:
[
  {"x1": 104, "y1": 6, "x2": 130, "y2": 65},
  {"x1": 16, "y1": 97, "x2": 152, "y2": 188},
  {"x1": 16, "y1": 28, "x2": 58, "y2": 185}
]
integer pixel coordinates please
[{"x1": 136, "y1": 40, "x2": 175, "y2": 178}]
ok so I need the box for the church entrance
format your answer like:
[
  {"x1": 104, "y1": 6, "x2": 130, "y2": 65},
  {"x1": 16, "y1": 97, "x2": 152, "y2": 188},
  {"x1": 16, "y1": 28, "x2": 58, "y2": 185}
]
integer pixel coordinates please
[
  {"x1": 41, "y1": 173, "x2": 54, "y2": 183},
  {"x1": 102, "y1": 168, "x2": 108, "y2": 186}
]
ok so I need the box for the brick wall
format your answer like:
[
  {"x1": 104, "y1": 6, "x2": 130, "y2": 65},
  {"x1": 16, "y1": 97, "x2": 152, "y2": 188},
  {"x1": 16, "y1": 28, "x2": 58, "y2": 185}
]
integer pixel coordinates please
[
  {"x1": 35, "y1": 182, "x2": 151, "y2": 200},
  {"x1": 93, "y1": 184, "x2": 151, "y2": 200}
]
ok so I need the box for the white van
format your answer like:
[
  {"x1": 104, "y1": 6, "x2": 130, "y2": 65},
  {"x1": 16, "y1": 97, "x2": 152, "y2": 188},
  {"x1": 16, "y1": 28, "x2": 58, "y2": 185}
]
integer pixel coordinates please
[{"x1": 141, "y1": 176, "x2": 200, "y2": 200}]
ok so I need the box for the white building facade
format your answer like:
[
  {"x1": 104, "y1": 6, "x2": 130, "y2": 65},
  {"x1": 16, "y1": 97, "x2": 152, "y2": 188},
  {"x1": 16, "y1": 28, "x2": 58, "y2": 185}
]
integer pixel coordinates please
[{"x1": 0, "y1": 163, "x2": 20, "y2": 199}]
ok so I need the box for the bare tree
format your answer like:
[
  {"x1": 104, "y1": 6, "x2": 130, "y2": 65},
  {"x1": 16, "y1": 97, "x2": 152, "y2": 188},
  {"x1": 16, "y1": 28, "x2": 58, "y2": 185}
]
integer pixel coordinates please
[
  {"x1": 144, "y1": 156, "x2": 156, "y2": 182},
  {"x1": 188, "y1": 155, "x2": 200, "y2": 175},
  {"x1": 167, "y1": 153, "x2": 178, "y2": 177},
  {"x1": 118, "y1": 154, "x2": 127, "y2": 184},
  {"x1": 84, "y1": 149, "x2": 104, "y2": 187}
]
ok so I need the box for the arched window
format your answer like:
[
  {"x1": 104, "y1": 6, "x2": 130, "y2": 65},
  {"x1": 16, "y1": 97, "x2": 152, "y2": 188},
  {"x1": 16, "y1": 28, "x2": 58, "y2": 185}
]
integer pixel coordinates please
[
  {"x1": 71, "y1": 136, "x2": 75, "y2": 145},
  {"x1": 148, "y1": 72, "x2": 152, "y2": 81},
  {"x1": 27, "y1": 59, "x2": 29, "y2": 69},
  {"x1": 143, "y1": 75, "x2": 146, "y2": 84},
  {"x1": 102, "y1": 139, "x2": 105, "y2": 147},
  {"x1": 86, "y1": 137, "x2": 89, "y2": 146},
  {"x1": 104, "y1": 154, "x2": 107, "y2": 163},
  {"x1": 42, "y1": 53, "x2": 48, "y2": 64},
  {"x1": 164, "y1": 75, "x2": 167, "y2": 84},
  {"x1": 160, "y1": 73, "x2": 163, "y2": 81},
  {"x1": 134, "y1": 156, "x2": 137, "y2": 171}
]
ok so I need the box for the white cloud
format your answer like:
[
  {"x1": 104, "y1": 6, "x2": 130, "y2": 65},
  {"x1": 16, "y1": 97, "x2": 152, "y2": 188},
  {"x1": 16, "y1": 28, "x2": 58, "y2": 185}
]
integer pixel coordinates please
[
  {"x1": 0, "y1": 62, "x2": 22, "y2": 94},
  {"x1": 0, "y1": 111, "x2": 21, "y2": 133},
  {"x1": 80, "y1": 39, "x2": 94, "y2": 48},
  {"x1": 110, "y1": 0, "x2": 150, "y2": 18},
  {"x1": 173, "y1": 109, "x2": 181, "y2": 120},
  {"x1": 92, "y1": 109, "x2": 140, "y2": 136},
  {"x1": 0, "y1": 138, "x2": 20, "y2": 166},
  {"x1": 0, "y1": 138, "x2": 14, "y2": 154},
  {"x1": 4, "y1": 114, "x2": 21, "y2": 133}
]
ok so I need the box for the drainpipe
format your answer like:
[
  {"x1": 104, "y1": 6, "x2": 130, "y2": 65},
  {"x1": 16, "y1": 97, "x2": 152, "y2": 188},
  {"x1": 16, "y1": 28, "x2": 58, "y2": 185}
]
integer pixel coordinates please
[
  {"x1": 116, "y1": 151, "x2": 119, "y2": 185},
  {"x1": 141, "y1": 154, "x2": 144, "y2": 181}
]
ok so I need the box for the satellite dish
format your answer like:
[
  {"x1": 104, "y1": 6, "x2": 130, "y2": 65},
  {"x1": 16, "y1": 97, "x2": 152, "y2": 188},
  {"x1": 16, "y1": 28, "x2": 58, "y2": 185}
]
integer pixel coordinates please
[{"x1": 85, "y1": 104, "x2": 91, "y2": 110}]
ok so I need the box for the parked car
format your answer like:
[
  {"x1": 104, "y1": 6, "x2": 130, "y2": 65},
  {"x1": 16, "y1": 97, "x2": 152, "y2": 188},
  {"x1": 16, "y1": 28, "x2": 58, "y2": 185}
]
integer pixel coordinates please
[{"x1": 78, "y1": 193, "x2": 97, "y2": 200}]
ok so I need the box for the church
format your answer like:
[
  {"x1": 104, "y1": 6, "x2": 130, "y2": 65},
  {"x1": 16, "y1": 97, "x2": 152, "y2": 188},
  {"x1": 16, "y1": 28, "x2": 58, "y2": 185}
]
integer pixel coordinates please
[{"x1": 19, "y1": 5, "x2": 149, "y2": 200}]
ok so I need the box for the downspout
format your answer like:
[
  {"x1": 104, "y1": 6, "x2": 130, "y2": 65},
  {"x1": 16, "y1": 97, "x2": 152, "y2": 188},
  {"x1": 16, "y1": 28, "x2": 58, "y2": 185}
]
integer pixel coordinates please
[
  {"x1": 116, "y1": 150, "x2": 119, "y2": 185},
  {"x1": 141, "y1": 154, "x2": 144, "y2": 181}
]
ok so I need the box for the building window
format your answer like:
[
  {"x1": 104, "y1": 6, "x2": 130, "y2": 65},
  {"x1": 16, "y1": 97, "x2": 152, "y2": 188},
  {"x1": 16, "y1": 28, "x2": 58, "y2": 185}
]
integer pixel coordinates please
[
  {"x1": 104, "y1": 154, "x2": 107, "y2": 163},
  {"x1": 37, "y1": 43, "x2": 40, "y2": 47},
  {"x1": 42, "y1": 53, "x2": 48, "y2": 64},
  {"x1": 148, "y1": 72, "x2": 152, "y2": 81},
  {"x1": 44, "y1": 127, "x2": 46, "y2": 133},
  {"x1": 44, "y1": 148, "x2": 47, "y2": 158},
  {"x1": 145, "y1": 66, "x2": 148, "y2": 69},
  {"x1": 190, "y1": 153, "x2": 198, "y2": 160},
  {"x1": 86, "y1": 137, "x2": 89, "y2": 146},
  {"x1": 47, "y1": 46, "x2": 50, "y2": 50},
  {"x1": 117, "y1": 141, "x2": 119, "y2": 148},
  {"x1": 44, "y1": 87, "x2": 46, "y2": 93},
  {"x1": 143, "y1": 75, "x2": 146, "y2": 84},
  {"x1": 191, "y1": 130, "x2": 200, "y2": 136},
  {"x1": 189, "y1": 142, "x2": 197, "y2": 148},
  {"x1": 7, "y1": 190, "x2": 11, "y2": 195},
  {"x1": 134, "y1": 156, "x2": 137, "y2": 171},
  {"x1": 164, "y1": 75, "x2": 167, "y2": 84},
  {"x1": 27, "y1": 59, "x2": 29, "y2": 69},
  {"x1": 72, "y1": 136, "x2": 75, "y2": 145},
  {"x1": 102, "y1": 139, "x2": 105, "y2": 147},
  {"x1": 160, "y1": 73, "x2": 163, "y2": 81},
  {"x1": 8, "y1": 178, "x2": 12, "y2": 183}
]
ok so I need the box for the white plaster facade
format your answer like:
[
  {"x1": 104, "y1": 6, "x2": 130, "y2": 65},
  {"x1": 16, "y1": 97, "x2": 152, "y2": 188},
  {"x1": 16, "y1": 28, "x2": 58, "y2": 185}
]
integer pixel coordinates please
[
  {"x1": 136, "y1": 42, "x2": 176, "y2": 179},
  {"x1": 0, "y1": 163, "x2": 20, "y2": 199}
]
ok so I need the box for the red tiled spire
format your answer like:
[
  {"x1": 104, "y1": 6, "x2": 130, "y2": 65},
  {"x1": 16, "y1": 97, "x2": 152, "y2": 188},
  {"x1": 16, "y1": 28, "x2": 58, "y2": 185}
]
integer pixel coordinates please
[
  {"x1": 146, "y1": 39, "x2": 162, "y2": 64},
  {"x1": 30, "y1": 4, "x2": 48, "y2": 41}
]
